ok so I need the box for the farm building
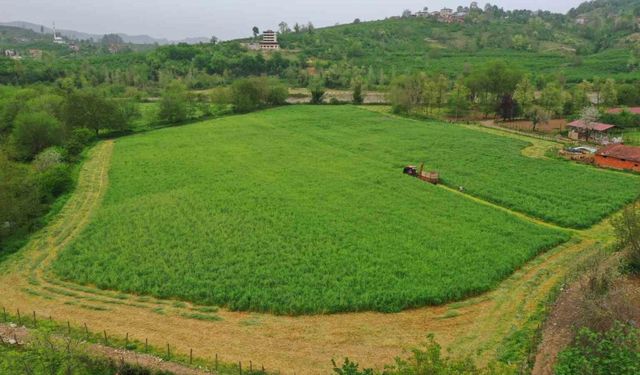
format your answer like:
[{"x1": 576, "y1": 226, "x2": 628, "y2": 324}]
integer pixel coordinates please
[
  {"x1": 595, "y1": 144, "x2": 640, "y2": 172},
  {"x1": 566, "y1": 120, "x2": 619, "y2": 145}
]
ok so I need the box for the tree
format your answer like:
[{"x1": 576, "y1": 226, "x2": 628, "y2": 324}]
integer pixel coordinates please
[
  {"x1": 580, "y1": 106, "x2": 600, "y2": 142},
  {"x1": 572, "y1": 81, "x2": 593, "y2": 113},
  {"x1": 158, "y1": 81, "x2": 191, "y2": 123},
  {"x1": 210, "y1": 36, "x2": 219, "y2": 45},
  {"x1": 231, "y1": 78, "x2": 263, "y2": 112},
  {"x1": 601, "y1": 78, "x2": 617, "y2": 108},
  {"x1": 252, "y1": 26, "x2": 260, "y2": 40},
  {"x1": 293, "y1": 23, "x2": 301, "y2": 33},
  {"x1": 513, "y1": 75, "x2": 535, "y2": 114},
  {"x1": 540, "y1": 82, "x2": 566, "y2": 116},
  {"x1": 309, "y1": 79, "x2": 326, "y2": 104},
  {"x1": 352, "y1": 79, "x2": 364, "y2": 105},
  {"x1": 388, "y1": 74, "x2": 425, "y2": 113},
  {"x1": 10, "y1": 112, "x2": 63, "y2": 160},
  {"x1": 353, "y1": 18, "x2": 361, "y2": 24},
  {"x1": 447, "y1": 81, "x2": 471, "y2": 120},
  {"x1": 278, "y1": 22, "x2": 290, "y2": 34},
  {"x1": 63, "y1": 89, "x2": 131, "y2": 136},
  {"x1": 526, "y1": 106, "x2": 550, "y2": 132},
  {"x1": 612, "y1": 203, "x2": 640, "y2": 273},
  {"x1": 402, "y1": 9, "x2": 413, "y2": 18}
]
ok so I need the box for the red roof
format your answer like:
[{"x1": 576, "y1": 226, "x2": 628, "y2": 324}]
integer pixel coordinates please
[
  {"x1": 607, "y1": 107, "x2": 640, "y2": 115},
  {"x1": 596, "y1": 144, "x2": 640, "y2": 163},
  {"x1": 567, "y1": 120, "x2": 615, "y2": 132}
]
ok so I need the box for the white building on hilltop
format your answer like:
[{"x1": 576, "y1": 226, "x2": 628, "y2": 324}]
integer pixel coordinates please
[
  {"x1": 53, "y1": 23, "x2": 66, "y2": 45},
  {"x1": 259, "y1": 30, "x2": 279, "y2": 50}
]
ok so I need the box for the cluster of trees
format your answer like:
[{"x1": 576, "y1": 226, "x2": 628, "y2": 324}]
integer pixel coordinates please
[
  {"x1": 0, "y1": 85, "x2": 140, "y2": 250},
  {"x1": 388, "y1": 59, "x2": 639, "y2": 124}
]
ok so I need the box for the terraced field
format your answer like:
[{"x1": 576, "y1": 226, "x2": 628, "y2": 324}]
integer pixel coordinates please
[{"x1": 50, "y1": 106, "x2": 638, "y2": 314}]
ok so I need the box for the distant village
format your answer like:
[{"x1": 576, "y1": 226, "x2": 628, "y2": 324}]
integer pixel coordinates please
[
  {"x1": 396, "y1": 2, "x2": 481, "y2": 24},
  {"x1": 1, "y1": 24, "x2": 81, "y2": 60}
]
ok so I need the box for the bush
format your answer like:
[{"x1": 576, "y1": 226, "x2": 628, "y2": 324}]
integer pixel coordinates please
[
  {"x1": 309, "y1": 79, "x2": 326, "y2": 104},
  {"x1": 64, "y1": 128, "x2": 95, "y2": 159},
  {"x1": 10, "y1": 111, "x2": 64, "y2": 160},
  {"x1": 555, "y1": 323, "x2": 640, "y2": 375},
  {"x1": 600, "y1": 111, "x2": 640, "y2": 129},
  {"x1": 230, "y1": 77, "x2": 289, "y2": 112},
  {"x1": 33, "y1": 147, "x2": 63, "y2": 172},
  {"x1": 36, "y1": 164, "x2": 72, "y2": 201},
  {"x1": 158, "y1": 81, "x2": 191, "y2": 123}
]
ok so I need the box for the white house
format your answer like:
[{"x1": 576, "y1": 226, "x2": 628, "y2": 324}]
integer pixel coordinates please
[{"x1": 259, "y1": 30, "x2": 280, "y2": 50}]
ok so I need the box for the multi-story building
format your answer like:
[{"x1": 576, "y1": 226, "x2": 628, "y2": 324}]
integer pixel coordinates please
[{"x1": 259, "y1": 30, "x2": 280, "y2": 50}]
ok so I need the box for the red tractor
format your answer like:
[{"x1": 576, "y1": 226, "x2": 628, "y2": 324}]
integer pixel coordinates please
[{"x1": 403, "y1": 163, "x2": 439, "y2": 185}]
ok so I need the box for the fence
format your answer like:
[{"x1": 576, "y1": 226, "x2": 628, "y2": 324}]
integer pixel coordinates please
[{"x1": 1, "y1": 305, "x2": 276, "y2": 375}]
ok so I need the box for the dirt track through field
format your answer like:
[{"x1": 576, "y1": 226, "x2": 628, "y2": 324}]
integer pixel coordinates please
[{"x1": 0, "y1": 138, "x2": 616, "y2": 374}]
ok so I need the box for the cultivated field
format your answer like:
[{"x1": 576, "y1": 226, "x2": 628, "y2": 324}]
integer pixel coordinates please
[{"x1": 51, "y1": 106, "x2": 638, "y2": 314}]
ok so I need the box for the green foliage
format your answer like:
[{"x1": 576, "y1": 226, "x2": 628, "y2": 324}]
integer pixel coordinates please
[
  {"x1": 384, "y1": 334, "x2": 515, "y2": 374},
  {"x1": 600, "y1": 110, "x2": 640, "y2": 128},
  {"x1": 352, "y1": 80, "x2": 364, "y2": 105},
  {"x1": 0, "y1": 331, "x2": 173, "y2": 375},
  {"x1": 10, "y1": 111, "x2": 64, "y2": 160},
  {"x1": 157, "y1": 81, "x2": 191, "y2": 123},
  {"x1": 309, "y1": 78, "x2": 326, "y2": 104},
  {"x1": 63, "y1": 89, "x2": 134, "y2": 135},
  {"x1": 230, "y1": 77, "x2": 289, "y2": 113},
  {"x1": 332, "y1": 358, "x2": 374, "y2": 375},
  {"x1": 612, "y1": 204, "x2": 640, "y2": 273},
  {"x1": 53, "y1": 106, "x2": 639, "y2": 313},
  {"x1": 555, "y1": 322, "x2": 640, "y2": 375}
]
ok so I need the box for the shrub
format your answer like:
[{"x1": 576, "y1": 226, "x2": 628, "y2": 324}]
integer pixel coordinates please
[
  {"x1": 555, "y1": 323, "x2": 640, "y2": 375},
  {"x1": 612, "y1": 204, "x2": 640, "y2": 273},
  {"x1": 158, "y1": 81, "x2": 190, "y2": 123},
  {"x1": 309, "y1": 80, "x2": 326, "y2": 104},
  {"x1": 33, "y1": 147, "x2": 63, "y2": 172},
  {"x1": 36, "y1": 164, "x2": 72, "y2": 200},
  {"x1": 10, "y1": 111, "x2": 64, "y2": 160},
  {"x1": 64, "y1": 128, "x2": 95, "y2": 159}
]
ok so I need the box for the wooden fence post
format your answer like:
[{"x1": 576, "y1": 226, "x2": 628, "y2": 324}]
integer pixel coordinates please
[
  {"x1": 215, "y1": 354, "x2": 218, "y2": 371},
  {"x1": 125, "y1": 333, "x2": 129, "y2": 348},
  {"x1": 250, "y1": 360, "x2": 252, "y2": 372},
  {"x1": 17, "y1": 309, "x2": 20, "y2": 325},
  {"x1": 32, "y1": 311, "x2": 37, "y2": 327},
  {"x1": 167, "y1": 343, "x2": 170, "y2": 359},
  {"x1": 190, "y1": 348, "x2": 193, "y2": 364},
  {"x1": 67, "y1": 321, "x2": 71, "y2": 334},
  {"x1": 103, "y1": 330, "x2": 108, "y2": 345},
  {"x1": 2, "y1": 307, "x2": 6, "y2": 322},
  {"x1": 84, "y1": 323, "x2": 89, "y2": 340},
  {"x1": 239, "y1": 361, "x2": 242, "y2": 375},
  {"x1": 145, "y1": 338, "x2": 148, "y2": 352}
]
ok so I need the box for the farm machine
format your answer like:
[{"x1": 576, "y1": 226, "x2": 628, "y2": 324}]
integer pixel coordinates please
[{"x1": 403, "y1": 163, "x2": 439, "y2": 184}]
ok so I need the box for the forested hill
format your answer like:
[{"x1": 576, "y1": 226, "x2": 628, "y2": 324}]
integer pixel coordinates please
[{"x1": 275, "y1": 0, "x2": 640, "y2": 84}]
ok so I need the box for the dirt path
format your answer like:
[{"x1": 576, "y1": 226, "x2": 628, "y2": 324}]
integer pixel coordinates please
[
  {"x1": 0, "y1": 323, "x2": 208, "y2": 375},
  {"x1": 0, "y1": 140, "x2": 617, "y2": 374}
]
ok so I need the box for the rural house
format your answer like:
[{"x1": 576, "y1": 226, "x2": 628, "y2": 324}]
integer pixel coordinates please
[
  {"x1": 259, "y1": 30, "x2": 280, "y2": 50},
  {"x1": 566, "y1": 119, "x2": 619, "y2": 145},
  {"x1": 595, "y1": 144, "x2": 640, "y2": 172}
]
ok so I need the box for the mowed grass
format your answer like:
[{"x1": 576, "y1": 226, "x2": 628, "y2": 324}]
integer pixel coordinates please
[{"x1": 52, "y1": 106, "x2": 636, "y2": 314}]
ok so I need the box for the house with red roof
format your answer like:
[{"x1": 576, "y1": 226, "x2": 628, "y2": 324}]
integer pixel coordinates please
[
  {"x1": 595, "y1": 144, "x2": 640, "y2": 172},
  {"x1": 566, "y1": 120, "x2": 620, "y2": 145}
]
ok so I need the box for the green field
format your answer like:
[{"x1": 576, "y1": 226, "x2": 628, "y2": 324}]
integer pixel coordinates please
[{"x1": 52, "y1": 106, "x2": 638, "y2": 314}]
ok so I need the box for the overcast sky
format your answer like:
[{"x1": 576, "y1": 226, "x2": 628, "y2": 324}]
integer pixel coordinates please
[{"x1": 0, "y1": 0, "x2": 586, "y2": 41}]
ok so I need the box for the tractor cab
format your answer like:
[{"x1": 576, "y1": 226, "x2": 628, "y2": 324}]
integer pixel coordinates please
[{"x1": 403, "y1": 165, "x2": 418, "y2": 176}]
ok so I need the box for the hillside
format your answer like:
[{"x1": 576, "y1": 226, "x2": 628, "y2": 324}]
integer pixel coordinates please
[
  {"x1": 277, "y1": 0, "x2": 640, "y2": 84},
  {"x1": 0, "y1": 21, "x2": 209, "y2": 45}
]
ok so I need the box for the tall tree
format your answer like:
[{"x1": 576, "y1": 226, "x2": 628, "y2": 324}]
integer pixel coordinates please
[
  {"x1": 447, "y1": 81, "x2": 471, "y2": 120},
  {"x1": 513, "y1": 75, "x2": 535, "y2": 114},
  {"x1": 252, "y1": 26, "x2": 260, "y2": 40}
]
